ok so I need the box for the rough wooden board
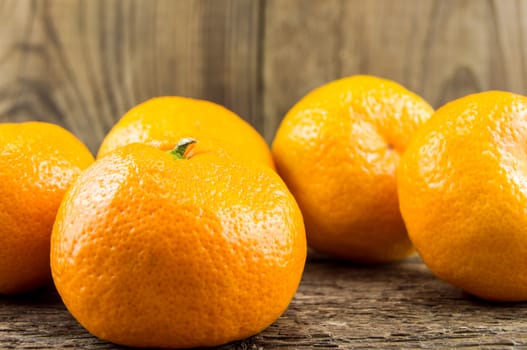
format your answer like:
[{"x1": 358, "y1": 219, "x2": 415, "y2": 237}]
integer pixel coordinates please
[
  {"x1": 1, "y1": 1, "x2": 527, "y2": 147},
  {"x1": 0, "y1": 0, "x2": 262, "y2": 152},
  {"x1": 2, "y1": 256, "x2": 527, "y2": 349}
]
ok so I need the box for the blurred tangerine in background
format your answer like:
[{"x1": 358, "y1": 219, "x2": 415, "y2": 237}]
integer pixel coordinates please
[{"x1": 98, "y1": 96, "x2": 274, "y2": 169}]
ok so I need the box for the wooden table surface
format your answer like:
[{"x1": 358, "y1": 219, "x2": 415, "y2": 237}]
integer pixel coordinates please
[{"x1": 2, "y1": 254, "x2": 526, "y2": 349}]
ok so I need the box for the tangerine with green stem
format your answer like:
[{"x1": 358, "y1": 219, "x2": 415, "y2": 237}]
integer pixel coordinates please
[{"x1": 51, "y1": 138, "x2": 306, "y2": 348}]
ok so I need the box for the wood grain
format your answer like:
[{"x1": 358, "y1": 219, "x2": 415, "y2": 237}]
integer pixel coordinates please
[
  {"x1": 1, "y1": 0, "x2": 527, "y2": 147},
  {"x1": 2, "y1": 256, "x2": 527, "y2": 349},
  {"x1": 263, "y1": 0, "x2": 527, "y2": 139},
  {"x1": 0, "y1": 0, "x2": 262, "y2": 152}
]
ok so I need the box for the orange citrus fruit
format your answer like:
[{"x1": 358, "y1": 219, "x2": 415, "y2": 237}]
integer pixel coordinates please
[
  {"x1": 0, "y1": 122, "x2": 93, "y2": 294},
  {"x1": 272, "y1": 75, "x2": 434, "y2": 262},
  {"x1": 398, "y1": 90, "x2": 527, "y2": 301},
  {"x1": 97, "y1": 96, "x2": 274, "y2": 168},
  {"x1": 51, "y1": 139, "x2": 306, "y2": 348}
]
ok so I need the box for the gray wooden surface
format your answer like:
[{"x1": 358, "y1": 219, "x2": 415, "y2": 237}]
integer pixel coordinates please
[
  {"x1": 2, "y1": 255, "x2": 527, "y2": 349},
  {"x1": 0, "y1": 0, "x2": 526, "y2": 150},
  {"x1": 2, "y1": 0, "x2": 527, "y2": 348}
]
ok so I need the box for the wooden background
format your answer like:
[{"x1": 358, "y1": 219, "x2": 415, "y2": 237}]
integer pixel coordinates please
[
  {"x1": 4, "y1": 1, "x2": 527, "y2": 348},
  {"x1": 0, "y1": 0, "x2": 526, "y2": 152}
]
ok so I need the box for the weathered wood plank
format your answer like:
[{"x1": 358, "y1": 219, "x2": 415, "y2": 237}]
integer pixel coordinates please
[
  {"x1": 0, "y1": 0, "x2": 263, "y2": 152},
  {"x1": 2, "y1": 0, "x2": 526, "y2": 147},
  {"x1": 262, "y1": 0, "x2": 527, "y2": 140},
  {"x1": 2, "y1": 256, "x2": 527, "y2": 349}
]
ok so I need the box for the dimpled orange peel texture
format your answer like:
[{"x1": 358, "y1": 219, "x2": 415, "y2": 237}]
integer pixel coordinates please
[
  {"x1": 272, "y1": 75, "x2": 433, "y2": 263},
  {"x1": 51, "y1": 139, "x2": 306, "y2": 348},
  {"x1": 398, "y1": 90, "x2": 527, "y2": 301},
  {"x1": 0, "y1": 122, "x2": 93, "y2": 294}
]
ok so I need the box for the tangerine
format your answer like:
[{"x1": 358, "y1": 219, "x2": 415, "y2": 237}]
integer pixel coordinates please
[
  {"x1": 0, "y1": 122, "x2": 93, "y2": 294},
  {"x1": 272, "y1": 75, "x2": 433, "y2": 262},
  {"x1": 398, "y1": 90, "x2": 527, "y2": 301},
  {"x1": 51, "y1": 139, "x2": 306, "y2": 348},
  {"x1": 97, "y1": 96, "x2": 274, "y2": 168}
]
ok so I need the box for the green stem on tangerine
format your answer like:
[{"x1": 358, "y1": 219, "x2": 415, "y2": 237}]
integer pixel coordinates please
[{"x1": 167, "y1": 138, "x2": 197, "y2": 160}]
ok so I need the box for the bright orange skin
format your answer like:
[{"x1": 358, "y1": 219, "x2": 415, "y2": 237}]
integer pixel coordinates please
[
  {"x1": 272, "y1": 75, "x2": 434, "y2": 263},
  {"x1": 97, "y1": 96, "x2": 274, "y2": 168},
  {"x1": 398, "y1": 91, "x2": 527, "y2": 302},
  {"x1": 0, "y1": 122, "x2": 94, "y2": 294},
  {"x1": 51, "y1": 142, "x2": 306, "y2": 348}
]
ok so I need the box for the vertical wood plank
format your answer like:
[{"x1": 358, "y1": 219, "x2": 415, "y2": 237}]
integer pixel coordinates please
[
  {"x1": 490, "y1": 0, "x2": 527, "y2": 93},
  {"x1": 0, "y1": 0, "x2": 263, "y2": 152},
  {"x1": 262, "y1": 0, "x2": 342, "y2": 141},
  {"x1": 263, "y1": 0, "x2": 527, "y2": 140},
  {"x1": 2, "y1": 1, "x2": 527, "y2": 148}
]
